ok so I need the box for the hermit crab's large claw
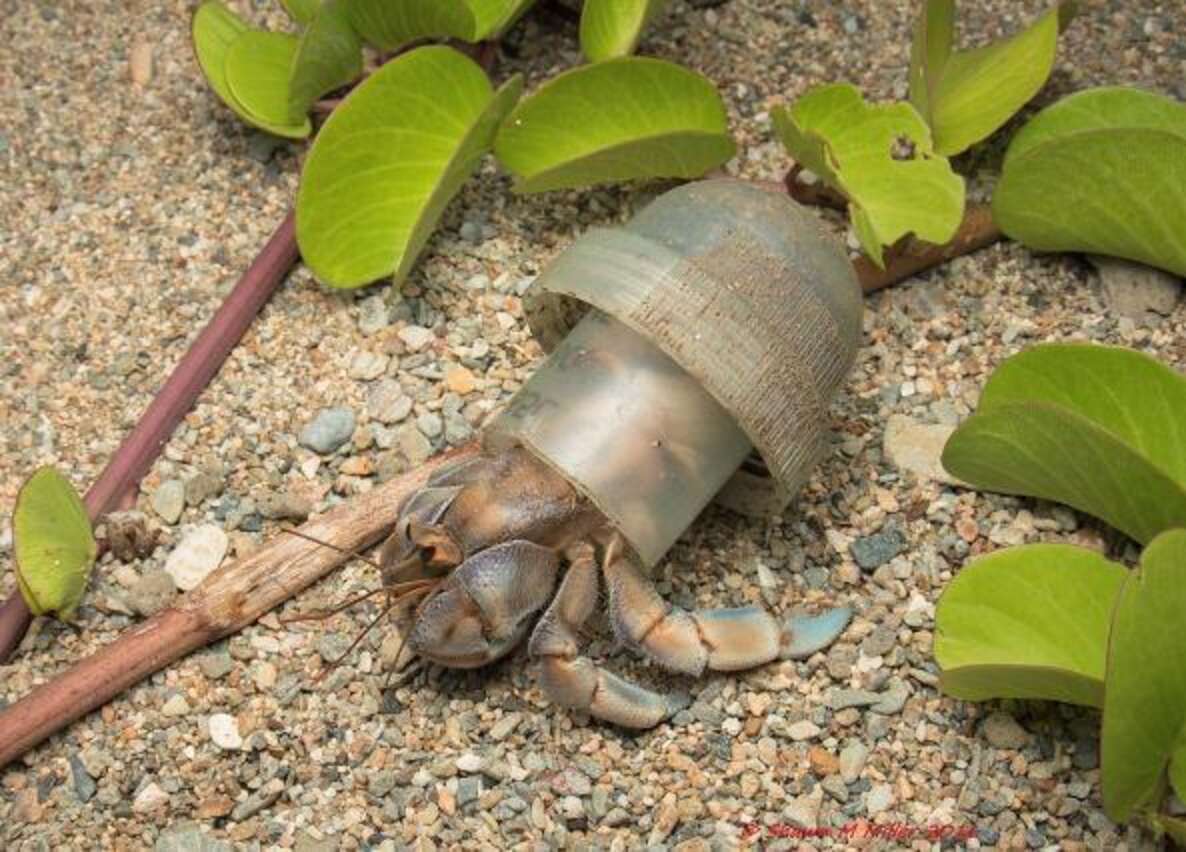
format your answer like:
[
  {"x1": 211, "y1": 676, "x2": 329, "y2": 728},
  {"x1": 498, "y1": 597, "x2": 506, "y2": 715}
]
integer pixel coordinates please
[{"x1": 407, "y1": 540, "x2": 560, "y2": 668}]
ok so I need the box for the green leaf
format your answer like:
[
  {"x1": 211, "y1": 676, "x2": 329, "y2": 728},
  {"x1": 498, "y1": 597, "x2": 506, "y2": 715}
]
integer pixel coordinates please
[
  {"x1": 468, "y1": 0, "x2": 536, "y2": 40},
  {"x1": 280, "y1": 0, "x2": 322, "y2": 25},
  {"x1": 935, "y1": 543, "x2": 1126, "y2": 708},
  {"x1": 494, "y1": 58, "x2": 734, "y2": 193},
  {"x1": 288, "y1": 0, "x2": 362, "y2": 120},
  {"x1": 1004, "y1": 86, "x2": 1186, "y2": 166},
  {"x1": 772, "y1": 83, "x2": 964, "y2": 268},
  {"x1": 296, "y1": 46, "x2": 522, "y2": 288},
  {"x1": 993, "y1": 87, "x2": 1186, "y2": 278},
  {"x1": 908, "y1": 1, "x2": 1067, "y2": 155},
  {"x1": 191, "y1": 2, "x2": 251, "y2": 118},
  {"x1": 13, "y1": 467, "x2": 97, "y2": 621},
  {"x1": 1102, "y1": 529, "x2": 1186, "y2": 822},
  {"x1": 942, "y1": 343, "x2": 1186, "y2": 545},
  {"x1": 1156, "y1": 815, "x2": 1186, "y2": 846},
  {"x1": 579, "y1": 0, "x2": 670, "y2": 61},
  {"x1": 224, "y1": 31, "x2": 312, "y2": 138},
  {"x1": 343, "y1": 0, "x2": 473, "y2": 49}
]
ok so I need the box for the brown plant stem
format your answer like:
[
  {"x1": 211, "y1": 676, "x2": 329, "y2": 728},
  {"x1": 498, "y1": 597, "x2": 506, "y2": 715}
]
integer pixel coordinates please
[
  {"x1": 0, "y1": 446, "x2": 475, "y2": 769},
  {"x1": 781, "y1": 167, "x2": 1004, "y2": 293},
  {"x1": 784, "y1": 164, "x2": 848, "y2": 211},
  {"x1": 0, "y1": 211, "x2": 300, "y2": 665},
  {"x1": 854, "y1": 205, "x2": 1003, "y2": 294}
]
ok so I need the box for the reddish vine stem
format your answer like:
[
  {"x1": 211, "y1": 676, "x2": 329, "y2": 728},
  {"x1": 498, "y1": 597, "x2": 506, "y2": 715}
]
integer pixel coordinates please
[
  {"x1": 0, "y1": 211, "x2": 299, "y2": 664},
  {"x1": 781, "y1": 167, "x2": 1004, "y2": 292},
  {"x1": 0, "y1": 447, "x2": 471, "y2": 769}
]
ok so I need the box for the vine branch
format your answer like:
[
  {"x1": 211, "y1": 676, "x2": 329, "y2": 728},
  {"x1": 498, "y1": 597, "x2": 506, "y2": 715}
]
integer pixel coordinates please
[{"x1": 0, "y1": 212, "x2": 300, "y2": 664}]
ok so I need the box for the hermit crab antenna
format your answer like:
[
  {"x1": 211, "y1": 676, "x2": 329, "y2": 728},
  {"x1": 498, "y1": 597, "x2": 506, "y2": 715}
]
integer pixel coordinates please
[
  {"x1": 280, "y1": 526, "x2": 385, "y2": 570},
  {"x1": 315, "y1": 584, "x2": 435, "y2": 683}
]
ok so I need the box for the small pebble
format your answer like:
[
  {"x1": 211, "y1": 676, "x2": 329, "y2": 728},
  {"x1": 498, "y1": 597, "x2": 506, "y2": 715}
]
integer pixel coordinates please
[
  {"x1": 299, "y1": 407, "x2": 356, "y2": 454},
  {"x1": 126, "y1": 569, "x2": 176, "y2": 616},
  {"x1": 152, "y1": 479, "x2": 185, "y2": 524},
  {"x1": 207, "y1": 713, "x2": 242, "y2": 750},
  {"x1": 164, "y1": 525, "x2": 228, "y2": 591},
  {"x1": 133, "y1": 782, "x2": 169, "y2": 814}
]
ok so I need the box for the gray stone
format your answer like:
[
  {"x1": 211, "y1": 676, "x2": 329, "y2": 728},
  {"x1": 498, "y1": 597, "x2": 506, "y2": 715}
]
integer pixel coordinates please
[
  {"x1": 69, "y1": 753, "x2": 97, "y2": 803},
  {"x1": 398, "y1": 325, "x2": 434, "y2": 352},
  {"x1": 456, "y1": 775, "x2": 482, "y2": 806},
  {"x1": 839, "y1": 741, "x2": 868, "y2": 782},
  {"x1": 199, "y1": 647, "x2": 234, "y2": 680},
  {"x1": 256, "y1": 490, "x2": 312, "y2": 521},
  {"x1": 865, "y1": 783, "x2": 894, "y2": 815},
  {"x1": 348, "y1": 349, "x2": 388, "y2": 381},
  {"x1": 871, "y1": 682, "x2": 909, "y2": 715},
  {"x1": 367, "y1": 379, "x2": 413, "y2": 424},
  {"x1": 981, "y1": 711, "x2": 1030, "y2": 749},
  {"x1": 783, "y1": 788, "x2": 823, "y2": 828},
  {"x1": 827, "y1": 688, "x2": 881, "y2": 710},
  {"x1": 357, "y1": 294, "x2": 393, "y2": 336},
  {"x1": 127, "y1": 569, "x2": 176, "y2": 616},
  {"x1": 155, "y1": 823, "x2": 232, "y2": 852},
  {"x1": 851, "y1": 526, "x2": 906, "y2": 572},
  {"x1": 882, "y1": 415, "x2": 966, "y2": 486},
  {"x1": 299, "y1": 407, "x2": 355, "y2": 454},
  {"x1": 1091, "y1": 254, "x2": 1181, "y2": 322},
  {"x1": 183, "y1": 471, "x2": 223, "y2": 507},
  {"x1": 417, "y1": 411, "x2": 443, "y2": 439},
  {"x1": 489, "y1": 712, "x2": 522, "y2": 740},
  {"x1": 860, "y1": 624, "x2": 896, "y2": 657},
  {"x1": 398, "y1": 422, "x2": 433, "y2": 465},
  {"x1": 152, "y1": 479, "x2": 185, "y2": 524}
]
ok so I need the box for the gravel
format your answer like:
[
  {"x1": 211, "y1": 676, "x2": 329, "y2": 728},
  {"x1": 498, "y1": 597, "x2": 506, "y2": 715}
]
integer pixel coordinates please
[{"x1": 2, "y1": 0, "x2": 1182, "y2": 848}]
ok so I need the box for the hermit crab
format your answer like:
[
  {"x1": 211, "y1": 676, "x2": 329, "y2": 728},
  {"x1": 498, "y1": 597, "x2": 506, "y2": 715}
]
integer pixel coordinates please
[{"x1": 373, "y1": 180, "x2": 862, "y2": 728}]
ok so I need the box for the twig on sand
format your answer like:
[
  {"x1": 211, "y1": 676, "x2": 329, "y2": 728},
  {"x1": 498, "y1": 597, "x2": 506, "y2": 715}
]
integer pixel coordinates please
[
  {"x1": 0, "y1": 446, "x2": 476, "y2": 769},
  {"x1": 0, "y1": 212, "x2": 300, "y2": 665}
]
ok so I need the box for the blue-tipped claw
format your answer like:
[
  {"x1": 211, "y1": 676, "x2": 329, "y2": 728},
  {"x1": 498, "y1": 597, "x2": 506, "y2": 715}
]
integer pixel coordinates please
[{"x1": 780, "y1": 606, "x2": 853, "y2": 660}]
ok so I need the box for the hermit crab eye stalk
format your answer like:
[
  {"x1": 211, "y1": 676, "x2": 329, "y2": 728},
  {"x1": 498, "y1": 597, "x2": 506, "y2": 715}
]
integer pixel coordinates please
[{"x1": 380, "y1": 179, "x2": 864, "y2": 728}]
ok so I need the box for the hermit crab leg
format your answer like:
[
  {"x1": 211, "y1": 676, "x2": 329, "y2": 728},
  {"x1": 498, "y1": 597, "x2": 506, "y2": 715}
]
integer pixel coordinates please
[
  {"x1": 529, "y1": 543, "x2": 688, "y2": 729},
  {"x1": 602, "y1": 538, "x2": 853, "y2": 675}
]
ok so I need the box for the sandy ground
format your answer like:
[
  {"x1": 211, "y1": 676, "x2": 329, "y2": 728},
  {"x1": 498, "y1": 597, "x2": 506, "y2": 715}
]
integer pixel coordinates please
[{"x1": 2, "y1": 0, "x2": 1185, "y2": 849}]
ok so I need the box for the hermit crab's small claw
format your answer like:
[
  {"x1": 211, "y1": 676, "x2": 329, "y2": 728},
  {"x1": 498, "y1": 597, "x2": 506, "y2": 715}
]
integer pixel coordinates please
[
  {"x1": 780, "y1": 606, "x2": 853, "y2": 660},
  {"x1": 408, "y1": 541, "x2": 559, "y2": 669}
]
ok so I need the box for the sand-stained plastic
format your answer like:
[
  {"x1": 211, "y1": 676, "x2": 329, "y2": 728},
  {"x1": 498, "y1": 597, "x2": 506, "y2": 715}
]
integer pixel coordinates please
[{"x1": 488, "y1": 179, "x2": 863, "y2": 566}]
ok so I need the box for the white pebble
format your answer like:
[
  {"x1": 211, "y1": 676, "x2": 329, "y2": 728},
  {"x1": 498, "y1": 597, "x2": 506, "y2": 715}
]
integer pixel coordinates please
[
  {"x1": 208, "y1": 713, "x2": 242, "y2": 750},
  {"x1": 164, "y1": 525, "x2": 228, "y2": 591}
]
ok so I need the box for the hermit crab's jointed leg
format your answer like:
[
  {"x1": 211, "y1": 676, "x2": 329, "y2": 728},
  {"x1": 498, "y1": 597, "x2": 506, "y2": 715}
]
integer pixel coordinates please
[{"x1": 368, "y1": 180, "x2": 864, "y2": 728}]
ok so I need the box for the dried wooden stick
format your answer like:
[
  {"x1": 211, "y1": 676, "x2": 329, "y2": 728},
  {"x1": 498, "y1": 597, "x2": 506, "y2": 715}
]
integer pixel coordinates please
[{"x1": 0, "y1": 445, "x2": 476, "y2": 769}]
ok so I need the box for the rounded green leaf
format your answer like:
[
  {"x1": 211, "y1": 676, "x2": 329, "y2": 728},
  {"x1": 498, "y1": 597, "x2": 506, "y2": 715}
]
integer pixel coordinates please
[
  {"x1": 773, "y1": 83, "x2": 964, "y2": 268},
  {"x1": 191, "y1": 2, "x2": 250, "y2": 115},
  {"x1": 993, "y1": 89, "x2": 1186, "y2": 277},
  {"x1": 579, "y1": 0, "x2": 670, "y2": 61},
  {"x1": 942, "y1": 344, "x2": 1186, "y2": 545},
  {"x1": 280, "y1": 0, "x2": 322, "y2": 25},
  {"x1": 296, "y1": 46, "x2": 522, "y2": 288},
  {"x1": 908, "y1": 1, "x2": 1067, "y2": 155},
  {"x1": 288, "y1": 0, "x2": 363, "y2": 120},
  {"x1": 1004, "y1": 86, "x2": 1186, "y2": 166},
  {"x1": 1102, "y1": 529, "x2": 1186, "y2": 822},
  {"x1": 13, "y1": 467, "x2": 98, "y2": 621},
  {"x1": 225, "y1": 31, "x2": 313, "y2": 138},
  {"x1": 468, "y1": 0, "x2": 536, "y2": 40},
  {"x1": 935, "y1": 543, "x2": 1126, "y2": 708},
  {"x1": 494, "y1": 58, "x2": 735, "y2": 193},
  {"x1": 343, "y1": 0, "x2": 473, "y2": 49}
]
